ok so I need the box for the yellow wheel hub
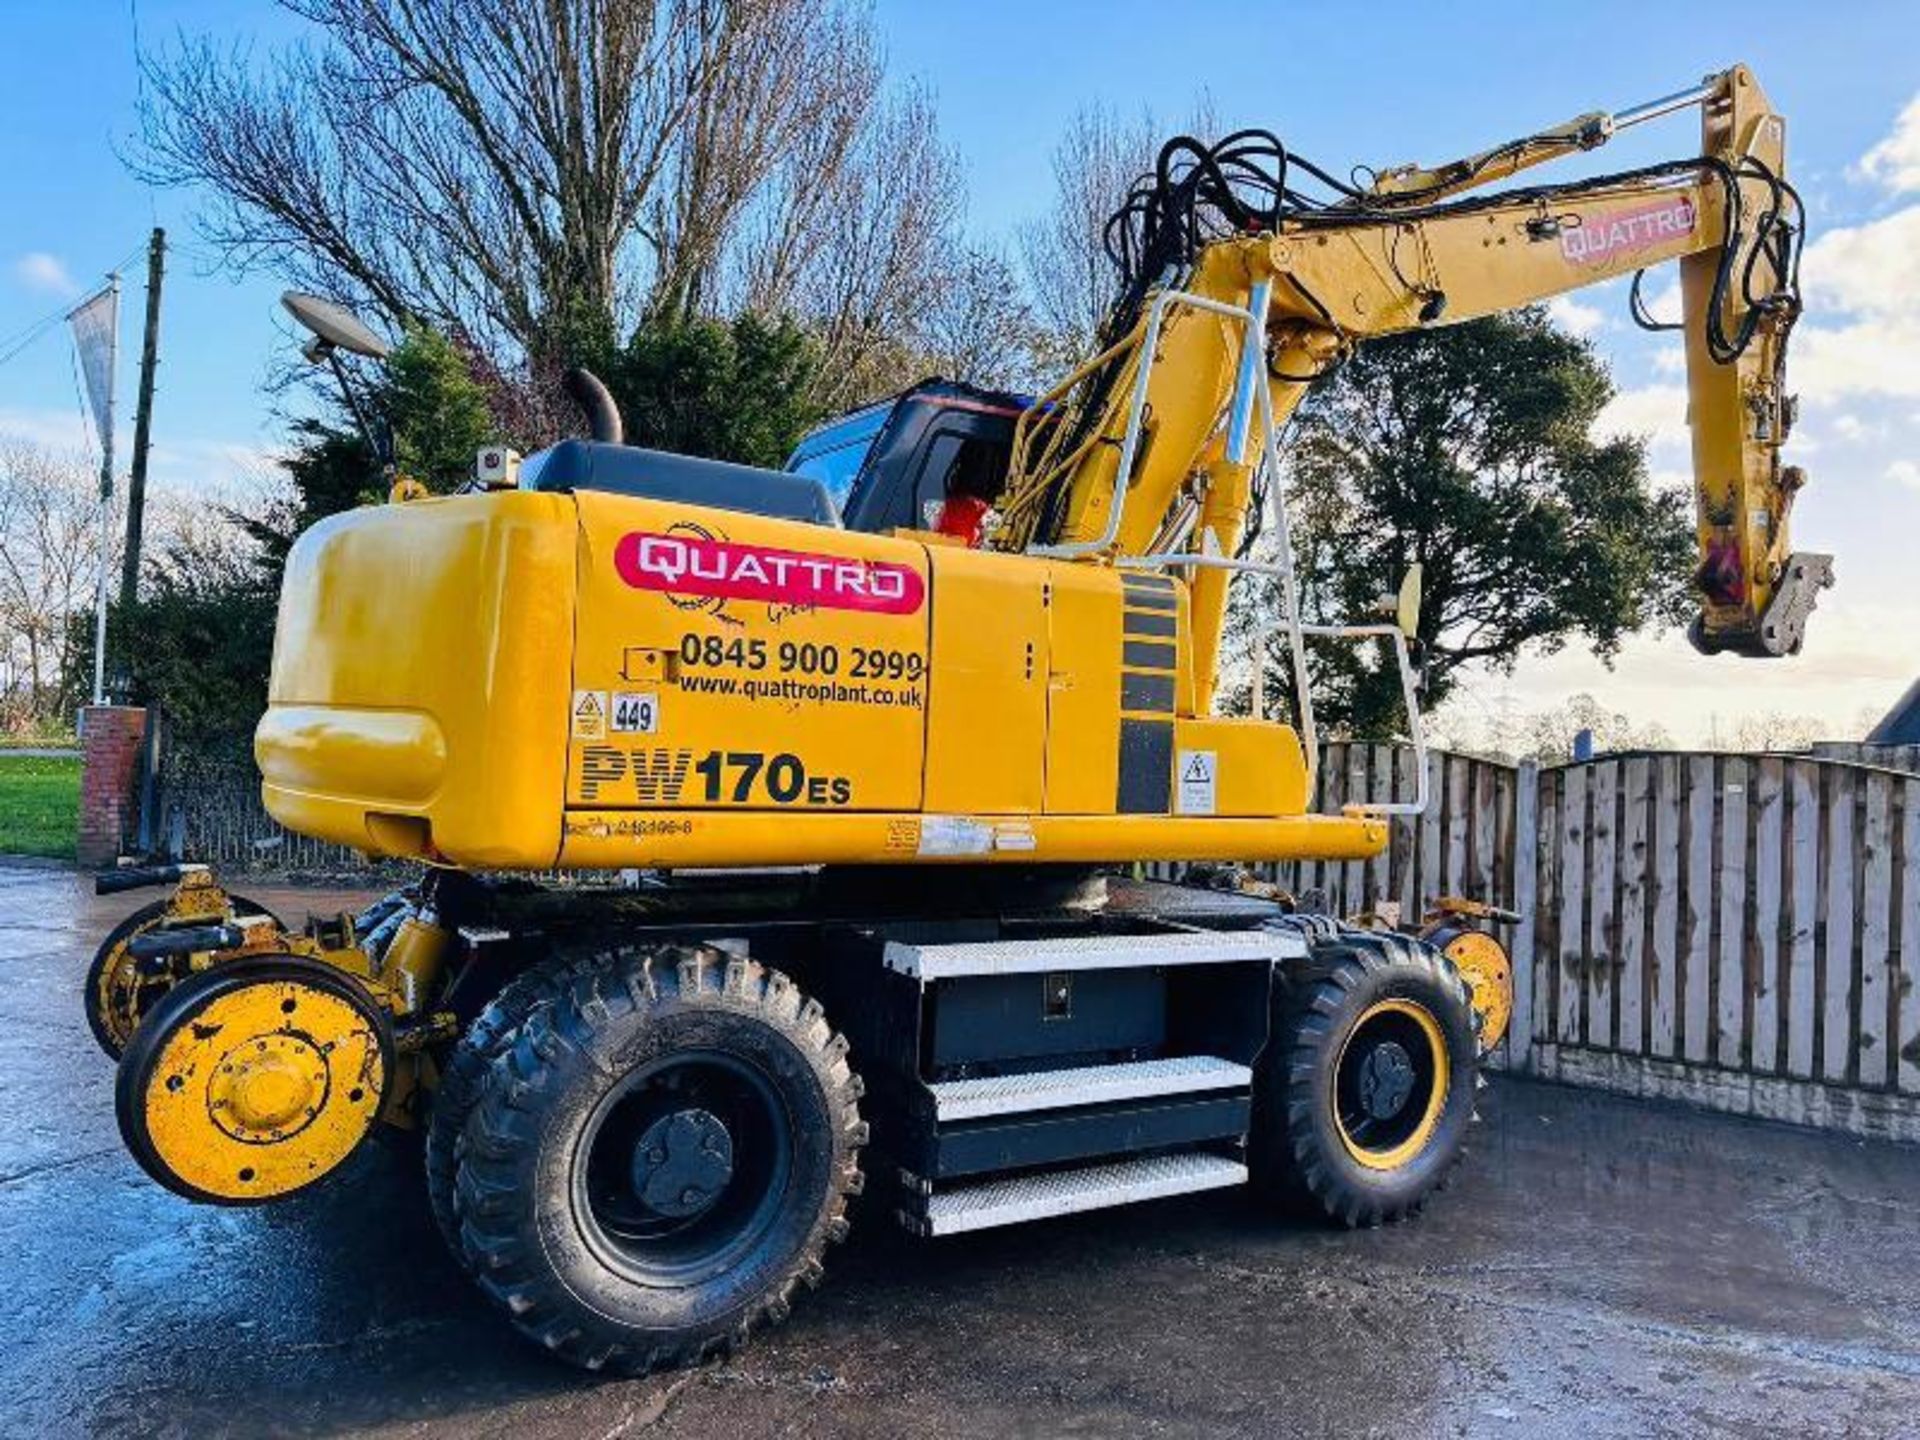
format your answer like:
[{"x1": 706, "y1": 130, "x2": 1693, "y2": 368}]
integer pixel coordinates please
[
  {"x1": 1440, "y1": 931, "x2": 1513, "y2": 1050},
  {"x1": 1332, "y1": 998, "x2": 1450, "y2": 1172},
  {"x1": 92, "y1": 937, "x2": 147, "y2": 1053},
  {"x1": 118, "y1": 962, "x2": 389, "y2": 1204},
  {"x1": 210, "y1": 1034, "x2": 330, "y2": 1140}
]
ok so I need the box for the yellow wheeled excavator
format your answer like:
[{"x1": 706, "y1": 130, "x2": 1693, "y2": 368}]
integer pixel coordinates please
[{"x1": 86, "y1": 65, "x2": 1821, "y2": 1376}]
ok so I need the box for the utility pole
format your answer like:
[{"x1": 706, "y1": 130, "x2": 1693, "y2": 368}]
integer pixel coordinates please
[{"x1": 121, "y1": 227, "x2": 165, "y2": 614}]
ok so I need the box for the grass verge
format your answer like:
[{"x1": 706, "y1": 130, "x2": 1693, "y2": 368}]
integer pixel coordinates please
[{"x1": 0, "y1": 754, "x2": 80, "y2": 859}]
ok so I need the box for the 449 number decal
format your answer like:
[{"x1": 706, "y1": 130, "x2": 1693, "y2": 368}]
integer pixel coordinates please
[{"x1": 695, "y1": 750, "x2": 852, "y2": 806}]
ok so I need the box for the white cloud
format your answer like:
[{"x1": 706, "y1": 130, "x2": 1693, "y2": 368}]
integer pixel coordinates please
[
  {"x1": 1458, "y1": 589, "x2": 1920, "y2": 748},
  {"x1": 1857, "y1": 94, "x2": 1920, "y2": 193},
  {"x1": 1889, "y1": 459, "x2": 1920, "y2": 489},
  {"x1": 1597, "y1": 383, "x2": 1689, "y2": 453},
  {"x1": 13, "y1": 252, "x2": 75, "y2": 297},
  {"x1": 1545, "y1": 295, "x2": 1604, "y2": 337},
  {"x1": 0, "y1": 406, "x2": 91, "y2": 454},
  {"x1": 0, "y1": 407, "x2": 282, "y2": 503},
  {"x1": 1832, "y1": 413, "x2": 1885, "y2": 444},
  {"x1": 1793, "y1": 318, "x2": 1920, "y2": 402},
  {"x1": 1651, "y1": 347, "x2": 1687, "y2": 376},
  {"x1": 1792, "y1": 205, "x2": 1920, "y2": 403},
  {"x1": 1800, "y1": 206, "x2": 1920, "y2": 318},
  {"x1": 1637, "y1": 279, "x2": 1681, "y2": 326}
]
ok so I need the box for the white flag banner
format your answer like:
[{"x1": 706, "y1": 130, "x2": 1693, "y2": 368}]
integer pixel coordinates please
[{"x1": 68, "y1": 285, "x2": 119, "y2": 449}]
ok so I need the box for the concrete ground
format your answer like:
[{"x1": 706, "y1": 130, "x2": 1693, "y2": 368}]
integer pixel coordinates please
[{"x1": 4, "y1": 861, "x2": 1919, "y2": 1439}]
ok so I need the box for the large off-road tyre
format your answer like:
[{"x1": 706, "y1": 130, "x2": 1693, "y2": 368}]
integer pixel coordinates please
[
  {"x1": 455, "y1": 946, "x2": 866, "y2": 1375},
  {"x1": 424, "y1": 949, "x2": 616, "y2": 1258},
  {"x1": 1251, "y1": 931, "x2": 1477, "y2": 1227},
  {"x1": 86, "y1": 894, "x2": 282, "y2": 1060}
]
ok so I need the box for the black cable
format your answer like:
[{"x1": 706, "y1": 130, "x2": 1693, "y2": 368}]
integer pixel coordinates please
[{"x1": 1627, "y1": 269, "x2": 1681, "y2": 332}]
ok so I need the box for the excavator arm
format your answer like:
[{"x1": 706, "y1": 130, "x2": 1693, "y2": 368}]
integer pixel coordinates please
[{"x1": 1000, "y1": 64, "x2": 1827, "y2": 715}]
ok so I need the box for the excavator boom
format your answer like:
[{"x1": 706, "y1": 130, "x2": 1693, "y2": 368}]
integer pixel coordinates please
[{"x1": 1002, "y1": 64, "x2": 1828, "y2": 683}]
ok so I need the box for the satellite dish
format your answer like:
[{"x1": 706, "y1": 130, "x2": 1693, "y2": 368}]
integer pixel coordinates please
[{"x1": 281, "y1": 291, "x2": 391, "y2": 361}]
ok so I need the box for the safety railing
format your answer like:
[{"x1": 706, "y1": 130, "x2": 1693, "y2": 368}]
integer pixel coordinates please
[{"x1": 1026, "y1": 274, "x2": 1428, "y2": 817}]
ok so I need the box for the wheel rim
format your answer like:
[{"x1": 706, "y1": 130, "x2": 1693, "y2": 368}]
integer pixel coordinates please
[
  {"x1": 573, "y1": 1050, "x2": 792, "y2": 1288},
  {"x1": 1331, "y1": 998, "x2": 1450, "y2": 1171},
  {"x1": 118, "y1": 960, "x2": 390, "y2": 1203}
]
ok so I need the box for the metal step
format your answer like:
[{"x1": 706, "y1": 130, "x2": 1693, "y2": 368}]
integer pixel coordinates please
[
  {"x1": 929, "y1": 1055, "x2": 1251, "y2": 1121},
  {"x1": 913, "y1": 1152, "x2": 1247, "y2": 1236},
  {"x1": 885, "y1": 927, "x2": 1302, "y2": 980}
]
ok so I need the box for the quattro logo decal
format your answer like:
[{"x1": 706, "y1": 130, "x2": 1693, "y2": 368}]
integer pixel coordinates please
[
  {"x1": 615, "y1": 531, "x2": 925, "y2": 615},
  {"x1": 1560, "y1": 195, "x2": 1695, "y2": 266}
]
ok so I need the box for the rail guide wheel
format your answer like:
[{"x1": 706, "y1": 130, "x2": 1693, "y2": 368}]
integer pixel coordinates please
[
  {"x1": 115, "y1": 956, "x2": 393, "y2": 1205},
  {"x1": 1423, "y1": 925, "x2": 1513, "y2": 1051},
  {"x1": 85, "y1": 893, "x2": 283, "y2": 1060}
]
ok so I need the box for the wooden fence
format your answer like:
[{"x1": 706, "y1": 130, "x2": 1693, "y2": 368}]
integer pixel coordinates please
[
  {"x1": 1216, "y1": 743, "x2": 1920, "y2": 1143},
  {"x1": 1811, "y1": 741, "x2": 1920, "y2": 774}
]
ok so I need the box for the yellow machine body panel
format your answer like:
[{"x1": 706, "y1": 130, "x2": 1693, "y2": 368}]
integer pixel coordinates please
[
  {"x1": 258, "y1": 488, "x2": 1379, "y2": 870},
  {"x1": 919, "y1": 543, "x2": 1047, "y2": 816},
  {"x1": 258, "y1": 491, "x2": 576, "y2": 868}
]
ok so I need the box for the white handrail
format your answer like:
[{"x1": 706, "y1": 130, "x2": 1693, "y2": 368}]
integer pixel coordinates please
[
  {"x1": 1030, "y1": 288, "x2": 1266, "y2": 561},
  {"x1": 1080, "y1": 278, "x2": 1428, "y2": 817}
]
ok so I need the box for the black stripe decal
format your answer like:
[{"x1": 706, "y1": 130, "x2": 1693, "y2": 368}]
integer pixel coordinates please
[
  {"x1": 1121, "y1": 672, "x2": 1175, "y2": 713},
  {"x1": 1120, "y1": 588, "x2": 1178, "y2": 612},
  {"x1": 1122, "y1": 609, "x2": 1177, "y2": 638},
  {"x1": 1122, "y1": 639, "x2": 1177, "y2": 671},
  {"x1": 1116, "y1": 718, "x2": 1173, "y2": 814}
]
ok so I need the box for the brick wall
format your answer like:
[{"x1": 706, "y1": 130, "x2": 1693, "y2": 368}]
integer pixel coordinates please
[{"x1": 78, "y1": 706, "x2": 146, "y2": 867}]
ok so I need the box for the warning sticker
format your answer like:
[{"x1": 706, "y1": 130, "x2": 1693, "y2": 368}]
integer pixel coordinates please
[
  {"x1": 1177, "y1": 750, "x2": 1217, "y2": 816},
  {"x1": 572, "y1": 690, "x2": 608, "y2": 740},
  {"x1": 611, "y1": 691, "x2": 659, "y2": 734}
]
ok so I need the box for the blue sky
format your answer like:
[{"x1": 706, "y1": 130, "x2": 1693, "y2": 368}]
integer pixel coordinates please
[{"x1": 1, "y1": 1, "x2": 1917, "y2": 741}]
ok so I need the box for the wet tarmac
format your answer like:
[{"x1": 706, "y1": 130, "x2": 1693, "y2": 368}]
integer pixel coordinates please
[{"x1": 4, "y1": 859, "x2": 1919, "y2": 1438}]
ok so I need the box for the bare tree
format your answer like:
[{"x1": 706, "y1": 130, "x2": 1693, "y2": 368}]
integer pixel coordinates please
[
  {"x1": 1523, "y1": 693, "x2": 1672, "y2": 763},
  {"x1": 918, "y1": 247, "x2": 1046, "y2": 396},
  {"x1": 758, "y1": 84, "x2": 967, "y2": 408},
  {"x1": 136, "y1": 0, "x2": 951, "y2": 381},
  {"x1": 1019, "y1": 97, "x2": 1215, "y2": 370},
  {"x1": 0, "y1": 440, "x2": 113, "y2": 729},
  {"x1": 1726, "y1": 710, "x2": 1825, "y2": 753}
]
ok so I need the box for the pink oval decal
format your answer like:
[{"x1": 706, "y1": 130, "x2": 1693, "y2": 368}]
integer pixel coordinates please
[{"x1": 614, "y1": 531, "x2": 925, "y2": 615}]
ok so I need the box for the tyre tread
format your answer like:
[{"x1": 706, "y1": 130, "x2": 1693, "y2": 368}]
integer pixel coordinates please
[{"x1": 454, "y1": 943, "x2": 863, "y2": 1377}]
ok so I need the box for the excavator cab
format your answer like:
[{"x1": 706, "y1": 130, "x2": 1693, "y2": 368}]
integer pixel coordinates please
[{"x1": 786, "y1": 380, "x2": 1025, "y2": 534}]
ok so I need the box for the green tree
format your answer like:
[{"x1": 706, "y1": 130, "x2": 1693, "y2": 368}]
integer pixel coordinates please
[
  {"x1": 112, "y1": 530, "x2": 281, "y2": 764},
  {"x1": 243, "y1": 325, "x2": 500, "y2": 570},
  {"x1": 1243, "y1": 308, "x2": 1693, "y2": 737},
  {"x1": 610, "y1": 312, "x2": 825, "y2": 468}
]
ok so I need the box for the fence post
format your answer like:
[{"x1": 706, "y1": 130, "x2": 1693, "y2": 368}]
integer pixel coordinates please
[{"x1": 1507, "y1": 760, "x2": 1541, "y2": 1074}]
